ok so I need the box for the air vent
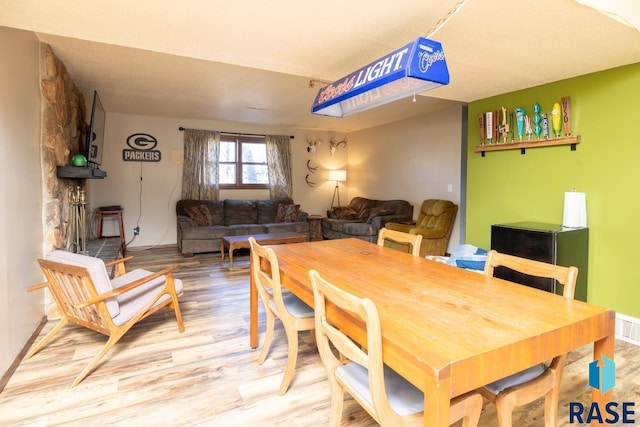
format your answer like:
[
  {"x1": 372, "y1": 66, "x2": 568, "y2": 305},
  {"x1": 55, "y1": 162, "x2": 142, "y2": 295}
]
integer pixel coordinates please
[{"x1": 616, "y1": 313, "x2": 640, "y2": 346}]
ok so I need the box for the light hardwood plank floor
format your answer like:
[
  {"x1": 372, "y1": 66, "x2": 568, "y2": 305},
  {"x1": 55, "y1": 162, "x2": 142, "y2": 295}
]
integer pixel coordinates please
[{"x1": 1, "y1": 245, "x2": 638, "y2": 426}]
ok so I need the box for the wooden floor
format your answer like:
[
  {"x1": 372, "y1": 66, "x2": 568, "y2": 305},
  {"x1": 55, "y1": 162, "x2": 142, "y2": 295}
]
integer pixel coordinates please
[{"x1": 1, "y1": 245, "x2": 638, "y2": 426}]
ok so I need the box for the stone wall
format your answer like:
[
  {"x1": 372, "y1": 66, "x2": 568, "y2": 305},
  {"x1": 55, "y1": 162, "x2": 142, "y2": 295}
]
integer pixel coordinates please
[{"x1": 40, "y1": 43, "x2": 87, "y2": 251}]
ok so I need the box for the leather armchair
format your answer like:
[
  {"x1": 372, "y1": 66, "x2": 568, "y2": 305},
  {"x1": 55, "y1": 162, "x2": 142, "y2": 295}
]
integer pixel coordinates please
[{"x1": 385, "y1": 199, "x2": 458, "y2": 257}]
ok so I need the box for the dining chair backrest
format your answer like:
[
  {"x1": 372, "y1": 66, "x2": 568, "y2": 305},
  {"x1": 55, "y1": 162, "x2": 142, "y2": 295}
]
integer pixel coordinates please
[
  {"x1": 249, "y1": 237, "x2": 288, "y2": 321},
  {"x1": 484, "y1": 250, "x2": 577, "y2": 299},
  {"x1": 377, "y1": 228, "x2": 423, "y2": 257}
]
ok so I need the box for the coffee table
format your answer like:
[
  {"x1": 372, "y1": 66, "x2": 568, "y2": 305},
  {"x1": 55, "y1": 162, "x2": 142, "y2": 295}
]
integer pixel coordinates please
[{"x1": 221, "y1": 232, "x2": 307, "y2": 269}]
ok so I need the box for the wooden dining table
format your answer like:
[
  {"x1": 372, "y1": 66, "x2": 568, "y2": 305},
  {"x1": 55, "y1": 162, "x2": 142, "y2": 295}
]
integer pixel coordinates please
[{"x1": 249, "y1": 238, "x2": 615, "y2": 427}]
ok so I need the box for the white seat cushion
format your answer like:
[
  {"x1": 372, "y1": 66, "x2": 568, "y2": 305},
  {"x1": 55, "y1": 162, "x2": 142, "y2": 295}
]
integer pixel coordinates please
[
  {"x1": 484, "y1": 363, "x2": 547, "y2": 394},
  {"x1": 46, "y1": 250, "x2": 119, "y2": 317},
  {"x1": 269, "y1": 292, "x2": 314, "y2": 318},
  {"x1": 337, "y1": 362, "x2": 424, "y2": 417},
  {"x1": 111, "y1": 269, "x2": 183, "y2": 326}
]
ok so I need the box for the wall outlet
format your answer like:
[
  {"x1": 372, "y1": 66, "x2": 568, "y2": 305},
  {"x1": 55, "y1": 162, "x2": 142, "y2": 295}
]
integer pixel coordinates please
[{"x1": 133, "y1": 226, "x2": 140, "y2": 236}]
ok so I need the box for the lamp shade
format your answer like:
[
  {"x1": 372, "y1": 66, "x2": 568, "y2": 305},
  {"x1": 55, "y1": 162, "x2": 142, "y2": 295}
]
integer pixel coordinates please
[
  {"x1": 328, "y1": 170, "x2": 347, "y2": 182},
  {"x1": 311, "y1": 37, "x2": 449, "y2": 117}
]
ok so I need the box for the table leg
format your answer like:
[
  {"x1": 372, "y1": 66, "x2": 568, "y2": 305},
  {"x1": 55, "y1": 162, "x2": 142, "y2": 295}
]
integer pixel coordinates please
[
  {"x1": 423, "y1": 372, "x2": 450, "y2": 427},
  {"x1": 229, "y1": 246, "x2": 234, "y2": 269},
  {"x1": 591, "y1": 322, "x2": 615, "y2": 427},
  {"x1": 221, "y1": 241, "x2": 225, "y2": 261},
  {"x1": 249, "y1": 248, "x2": 258, "y2": 348}
]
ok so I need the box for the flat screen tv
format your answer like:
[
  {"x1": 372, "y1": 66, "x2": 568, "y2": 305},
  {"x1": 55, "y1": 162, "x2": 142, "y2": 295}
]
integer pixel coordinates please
[{"x1": 86, "y1": 90, "x2": 106, "y2": 167}]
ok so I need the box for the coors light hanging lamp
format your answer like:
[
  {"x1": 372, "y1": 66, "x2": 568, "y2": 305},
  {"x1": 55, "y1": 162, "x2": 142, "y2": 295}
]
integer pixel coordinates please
[
  {"x1": 311, "y1": 38, "x2": 449, "y2": 117},
  {"x1": 310, "y1": 1, "x2": 468, "y2": 117}
]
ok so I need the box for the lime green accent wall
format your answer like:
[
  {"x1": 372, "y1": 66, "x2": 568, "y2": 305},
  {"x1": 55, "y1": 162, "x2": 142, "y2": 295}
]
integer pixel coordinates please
[{"x1": 467, "y1": 62, "x2": 640, "y2": 317}]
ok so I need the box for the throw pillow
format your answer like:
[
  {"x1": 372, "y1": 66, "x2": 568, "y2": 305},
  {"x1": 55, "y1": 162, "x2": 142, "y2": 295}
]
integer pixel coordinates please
[
  {"x1": 366, "y1": 208, "x2": 393, "y2": 223},
  {"x1": 330, "y1": 206, "x2": 359, "y2": 220},
  {"x1": 184, "y1": 204, "x2": 213, "y2": 226},
  {"x1": 275, "y1": 203, "x2": 300, "y2": 222}
]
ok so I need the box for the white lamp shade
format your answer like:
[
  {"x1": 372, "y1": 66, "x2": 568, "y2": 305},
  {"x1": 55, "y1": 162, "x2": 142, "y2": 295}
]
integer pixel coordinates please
[{"x1": 328, "y1": 170, "x2": 347, "y2": 182}]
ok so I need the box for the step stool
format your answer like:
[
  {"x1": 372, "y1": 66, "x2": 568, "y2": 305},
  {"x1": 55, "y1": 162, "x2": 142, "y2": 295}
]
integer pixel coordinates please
[{"x1": 96, "y1": 208, "x2": 126, "y2": 254}]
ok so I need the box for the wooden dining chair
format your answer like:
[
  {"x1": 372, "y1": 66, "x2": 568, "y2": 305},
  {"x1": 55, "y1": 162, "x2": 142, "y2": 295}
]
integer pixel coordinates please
[
  {"x1": 26, "y1": 250, "x2": 184, "y2": 387},
  {"x1": 248, "y1": 237, "x2": 315, "y2": 395},
  {"x1": 480, "y1": 250, "x2": 579, "y2": 427},
  {"x1": 377, "y1": 228, "x2": 423, "y2": 256},
  {"x1": 309, "y1": 269, "x2": 483, "y2": 427}
]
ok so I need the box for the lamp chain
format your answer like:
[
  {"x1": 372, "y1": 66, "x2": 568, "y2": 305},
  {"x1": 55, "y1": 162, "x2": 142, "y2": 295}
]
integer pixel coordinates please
[{"x1": 425, "y1": 0, "x2": 469, "y2": 38}]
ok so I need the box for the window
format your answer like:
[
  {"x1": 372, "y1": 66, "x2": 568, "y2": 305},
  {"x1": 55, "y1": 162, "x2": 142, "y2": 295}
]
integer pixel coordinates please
[{"x1": 219, "y1": 135, "x2": 269, "y2": 189}]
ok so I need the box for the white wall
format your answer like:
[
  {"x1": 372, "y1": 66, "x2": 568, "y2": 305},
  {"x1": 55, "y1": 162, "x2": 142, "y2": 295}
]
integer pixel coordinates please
[
  {"x1": 88, "y1": 113, "x2": 347, "y2": 247},
  {"x1": 0, "y1": 28, "x2": 45, "y2": 377},
  {"x1": 347, "y1": 106, "x2": 464, "y2": 252}
]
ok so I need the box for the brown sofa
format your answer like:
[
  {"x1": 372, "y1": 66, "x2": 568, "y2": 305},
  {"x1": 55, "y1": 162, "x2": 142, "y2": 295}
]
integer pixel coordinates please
[
  {"x1": 321, "y1": 197, "x2": 414, "y2": 242},
  {"x1": 176, "y1": 198, "x2": 309, "y2": 256},
  {"x1": 385, "y1": 199, "x2": 457, "y2": 257}
]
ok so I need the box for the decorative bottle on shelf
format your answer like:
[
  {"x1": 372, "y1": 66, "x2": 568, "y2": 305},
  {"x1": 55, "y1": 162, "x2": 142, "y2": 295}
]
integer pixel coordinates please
[
  {"x1": 514, "y1": 108, "x2": 525, "y2": 141},
  {"x1": 542, "y1": 114, "x2": 550, "y2": 138},
  {"x1": 532, "y1": 102, "x2": 542, "y2": 140},
  {"x1": 551, "y1": 102, "x2": 562, "y2": 137}
]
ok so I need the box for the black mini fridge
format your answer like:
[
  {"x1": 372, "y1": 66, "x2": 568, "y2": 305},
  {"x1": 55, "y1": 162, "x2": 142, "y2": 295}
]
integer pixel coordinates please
[{"x1": 490, "y1": 222, "x2": 588, "y2": 302}]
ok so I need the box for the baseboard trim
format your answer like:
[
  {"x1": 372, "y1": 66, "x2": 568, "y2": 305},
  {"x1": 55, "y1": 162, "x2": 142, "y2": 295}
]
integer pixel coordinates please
[
  {"x1": 126, "y1": 243, "x2": 177, "y2": 251},
  {"x1": 0, "y1": 316, "x2": 47, "y2": 393},
  {"x1": 616, "y1": 312, "x2": 640, "y2": 346}
]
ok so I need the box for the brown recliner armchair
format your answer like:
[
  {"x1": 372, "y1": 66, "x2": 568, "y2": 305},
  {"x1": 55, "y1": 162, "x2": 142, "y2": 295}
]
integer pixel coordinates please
[{"x1": 385, "y1": 199, "x2": 458, "y2": 257}]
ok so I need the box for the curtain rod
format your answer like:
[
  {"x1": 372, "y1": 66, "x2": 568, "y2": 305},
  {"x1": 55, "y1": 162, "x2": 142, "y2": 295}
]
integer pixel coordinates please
[{"x1": 178, "y1": 126, "x2": 294, "y2": 139}]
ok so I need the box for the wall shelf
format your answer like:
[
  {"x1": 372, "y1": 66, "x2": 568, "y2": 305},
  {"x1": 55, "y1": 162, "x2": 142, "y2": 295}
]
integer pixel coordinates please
[
  {"x1": 474, "y1": 135, "x2": 580, "y2": 156},
  {"x1": 57, "y1": 166, "x2": 107, "y2": 179}
]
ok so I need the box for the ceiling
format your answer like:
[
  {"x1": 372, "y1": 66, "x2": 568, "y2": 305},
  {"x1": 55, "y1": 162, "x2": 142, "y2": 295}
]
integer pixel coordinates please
[{"x1": 1, "y1": 0, "x2": 640, "y2": 133}]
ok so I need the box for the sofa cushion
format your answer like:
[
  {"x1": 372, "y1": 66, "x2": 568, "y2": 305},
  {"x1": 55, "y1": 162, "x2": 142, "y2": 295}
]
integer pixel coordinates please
[
  {"x1": 265, "y1": 222, "x2": 310, "y2": 234},
  {"x1": 341, "y1": 221, "x2": 377, "y2": 236},
  {"x1": 275, "y1": 203, "x2": 300, "y2": 222},
  {"x1": 177, "y1": 200, "x2": 224, "y2": 225},
  {"x1": 328, "y1": 206, "x2": 359, "y2": 219},
  {"x1": 208, "y1": 201, "x2": 225, "y2": 225},
  {"x1": 418, "y1": 200, "x2": 457, "y2": 229},
  {"x1": 257, "y1": 198, "x2": 293, "y2": 223},
  {"x1": 224, "y1": 199, "x2": 258, "y2": 225},
  {"x1": 228, "y1": 224, "x2": 268, "y2": 235},
  {"x1": 322, "y1": 218, "x2": 351, "y2": 233},
  {"x1": 366, "y1": 208, "x2": 393, "y2": 223},
  {"x1": 180, "y1": 225, "x2": 231, "y2": 240},
  {"x1": 349, "y1": 197, "x2": 380, "y2": 219},
  {"x1": 184, "y1": 204, "x2": 213, "y2": 226}
]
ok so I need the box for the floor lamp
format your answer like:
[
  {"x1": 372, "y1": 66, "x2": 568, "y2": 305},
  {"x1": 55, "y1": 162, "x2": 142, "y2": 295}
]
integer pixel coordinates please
[{"x1": 328, "y1": 170, "x2": 347, "y2": 208}]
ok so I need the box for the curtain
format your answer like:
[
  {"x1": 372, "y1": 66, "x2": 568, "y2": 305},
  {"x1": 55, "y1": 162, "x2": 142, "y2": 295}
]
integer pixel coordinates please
[
  {"x1": 265, "y1": 135, "x2": 292, "y2": 198},
  {"x1": 181, "y1": 128, "x2": 220, "y2": 200}
]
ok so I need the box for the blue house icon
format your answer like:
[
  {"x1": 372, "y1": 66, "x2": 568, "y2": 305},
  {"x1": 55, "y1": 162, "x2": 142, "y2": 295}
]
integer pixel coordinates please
[{"x1": 588, "y1": 355, "x2": 615, "y2": 394}]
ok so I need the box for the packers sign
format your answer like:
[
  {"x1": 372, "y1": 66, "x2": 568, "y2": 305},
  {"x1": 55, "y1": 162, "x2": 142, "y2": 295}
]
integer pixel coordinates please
[{"x1": 123, "y1": 133, "x2": 161, "y2": 162}]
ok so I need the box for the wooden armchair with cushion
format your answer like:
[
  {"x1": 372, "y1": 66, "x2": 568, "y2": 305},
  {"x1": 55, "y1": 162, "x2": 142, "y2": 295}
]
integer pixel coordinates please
[
  {"x1": 26, "y1": 250, "x2": 184, "y2": 387},
  {"x1": 385, "y1": 199, "x2": 458, "y2": 257}
]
